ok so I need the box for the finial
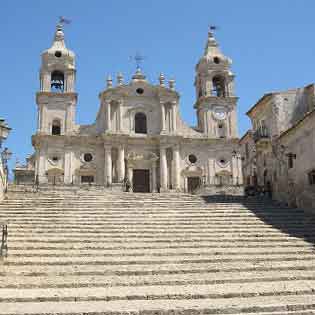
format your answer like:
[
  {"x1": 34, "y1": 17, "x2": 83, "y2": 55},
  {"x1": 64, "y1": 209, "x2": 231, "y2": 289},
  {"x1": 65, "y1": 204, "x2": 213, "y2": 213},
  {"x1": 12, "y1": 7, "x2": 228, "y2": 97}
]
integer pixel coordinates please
[
  {"x1": 58, "y1": 16, "x2": 71, "y2": 26},
  {"x1": 208, "y1": 25, "x2": 218, "y2": 36},
  {"x1": 168, "y1": 78, "x2": 175, "y2": 90},
  {"x1": 117, "y1": 72, "x2": 124, "y2": 85},
  {"x1": 129, "y1": 52, "x2": 146, "y2": 71},
  {"x1": 159, "y1": 73, "x2": 165, "y2": 87},
  {"x1": 106, "y1": 75, "x2": 113, "y2": 88}
]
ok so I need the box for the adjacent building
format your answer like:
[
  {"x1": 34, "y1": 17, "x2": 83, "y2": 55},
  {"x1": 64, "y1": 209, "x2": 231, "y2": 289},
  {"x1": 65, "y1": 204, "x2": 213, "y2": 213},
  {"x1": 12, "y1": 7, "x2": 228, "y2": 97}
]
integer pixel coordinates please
[{"x1": 242, "y1": 84, "x2": 315, "y2": 210}]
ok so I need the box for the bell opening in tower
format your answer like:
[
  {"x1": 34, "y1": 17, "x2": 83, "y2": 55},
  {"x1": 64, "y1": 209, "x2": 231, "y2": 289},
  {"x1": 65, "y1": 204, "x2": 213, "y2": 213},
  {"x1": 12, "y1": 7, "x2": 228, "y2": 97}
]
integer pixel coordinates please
[{"x1": 51, "y1": 71, "x2": 65, "y2": 92}]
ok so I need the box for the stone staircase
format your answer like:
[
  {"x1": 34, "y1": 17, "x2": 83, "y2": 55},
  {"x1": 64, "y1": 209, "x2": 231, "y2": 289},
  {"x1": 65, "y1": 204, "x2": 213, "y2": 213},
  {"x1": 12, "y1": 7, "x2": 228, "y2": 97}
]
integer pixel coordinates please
[{"x1": 0, "y1": 189, "x2": 315, "y2": 314}]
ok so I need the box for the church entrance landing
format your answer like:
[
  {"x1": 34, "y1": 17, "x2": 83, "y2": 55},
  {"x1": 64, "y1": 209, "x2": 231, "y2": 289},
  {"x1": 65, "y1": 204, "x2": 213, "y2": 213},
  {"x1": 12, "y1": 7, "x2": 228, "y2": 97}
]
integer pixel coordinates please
[{"x1": 133, "y1": 169, "x2": 150, "y2": 193}]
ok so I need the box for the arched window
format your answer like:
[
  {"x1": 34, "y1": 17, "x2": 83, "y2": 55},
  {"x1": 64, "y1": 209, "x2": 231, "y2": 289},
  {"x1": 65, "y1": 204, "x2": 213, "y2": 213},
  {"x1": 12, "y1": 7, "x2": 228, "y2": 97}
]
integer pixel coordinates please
[
  {"x1": 212, "y1": 76, "x2": 226, "y2": 97},
  {"x1": 51, "y1": 71, "x2": 64, "y2": 92},
  {"x1": 135, "y1": 112, "x2": 147, "y2": 134},
  {"x1": 52, "y1": 119, "x2": 61, "y2": 135}
]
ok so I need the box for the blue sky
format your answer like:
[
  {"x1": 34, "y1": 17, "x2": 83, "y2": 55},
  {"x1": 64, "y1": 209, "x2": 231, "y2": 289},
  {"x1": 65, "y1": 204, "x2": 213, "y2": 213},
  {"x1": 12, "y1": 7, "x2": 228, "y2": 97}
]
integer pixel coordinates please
[{"x1": 1, "y1": 0, "x2": 315, "y2": 171}]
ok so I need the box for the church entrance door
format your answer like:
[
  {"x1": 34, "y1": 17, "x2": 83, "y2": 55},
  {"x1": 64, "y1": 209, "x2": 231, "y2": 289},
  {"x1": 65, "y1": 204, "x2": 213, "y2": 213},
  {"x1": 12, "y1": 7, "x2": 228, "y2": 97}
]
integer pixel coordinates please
[
  {"x1": 133, "y1": 169, "x2": 150, "y2": 193},
  {"x1": 187, "y1": 177, "x2": 201, "y2": 193}
]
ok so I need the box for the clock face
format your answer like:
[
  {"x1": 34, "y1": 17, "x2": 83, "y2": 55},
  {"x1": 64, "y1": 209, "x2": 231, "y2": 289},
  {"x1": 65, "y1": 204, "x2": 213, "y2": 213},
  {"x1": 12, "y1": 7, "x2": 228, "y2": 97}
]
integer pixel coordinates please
[{"x1": 213, "y1": 106, "x2": 226, "y2": 120}]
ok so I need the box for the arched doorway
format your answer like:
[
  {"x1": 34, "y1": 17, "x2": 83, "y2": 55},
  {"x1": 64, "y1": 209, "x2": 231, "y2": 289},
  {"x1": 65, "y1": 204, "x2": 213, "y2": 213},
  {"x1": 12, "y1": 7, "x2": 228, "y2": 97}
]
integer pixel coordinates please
[
  {"x1": 182, "y1": 165, "x2": 203, "y2": 194},
  {"x1": 46, "y1": 168, "x2": 64, "y2": 185}
]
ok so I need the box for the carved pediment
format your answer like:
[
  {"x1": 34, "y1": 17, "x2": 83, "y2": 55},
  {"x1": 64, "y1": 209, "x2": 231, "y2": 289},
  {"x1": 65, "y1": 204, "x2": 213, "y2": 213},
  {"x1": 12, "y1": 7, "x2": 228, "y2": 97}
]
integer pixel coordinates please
[{"x1": 127, "y1": 151, "x2": 158, "y2": 162}]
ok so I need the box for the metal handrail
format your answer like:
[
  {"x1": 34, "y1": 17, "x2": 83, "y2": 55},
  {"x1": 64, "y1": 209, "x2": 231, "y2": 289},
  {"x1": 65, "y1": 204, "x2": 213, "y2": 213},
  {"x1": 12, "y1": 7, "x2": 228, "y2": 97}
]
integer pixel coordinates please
[{"x1": 0, "y1": 222, "x2": 8, "y2": 258}]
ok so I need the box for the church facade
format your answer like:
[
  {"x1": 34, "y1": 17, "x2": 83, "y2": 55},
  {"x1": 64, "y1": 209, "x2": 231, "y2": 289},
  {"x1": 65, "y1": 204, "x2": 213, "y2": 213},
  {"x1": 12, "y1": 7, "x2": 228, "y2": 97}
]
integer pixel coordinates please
[{"x1": 32, "y1": 23, "x2": 243, "y2": 193}]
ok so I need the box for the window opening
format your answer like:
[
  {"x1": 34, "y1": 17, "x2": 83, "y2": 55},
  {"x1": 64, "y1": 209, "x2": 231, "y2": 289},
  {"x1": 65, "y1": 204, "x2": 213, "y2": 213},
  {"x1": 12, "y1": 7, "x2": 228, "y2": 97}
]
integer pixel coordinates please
[
  {"x1": 135, "y1": 112, "x2": 147, "y2": 134},
  {"x1": 51, "y1": 71, "x2": 64, "y2": 92},
  {"x1": 136, "y1": 88, "x2": 144, "y2": 95},
  {"x1": 308, "y1": 170, "x2": 315, "y2": 185},
  {"x1": 212, "y1": 76, "x2": 226, "y2": 97},
  {"x1": 55, "y1": 51, "x2": 62, "y2": 58},
  {"x1": 213, "y1": 56, "x2": 220, "y2": 64},
  {"x1": 52, "y1": 120, "x2": 61, "y2": 135},
  {"x1": 84, "y1": 153, "x2": 93, "y2": 162},
  {"x1": 188, "y1": 154, "x2": 197, "y2": 164}
]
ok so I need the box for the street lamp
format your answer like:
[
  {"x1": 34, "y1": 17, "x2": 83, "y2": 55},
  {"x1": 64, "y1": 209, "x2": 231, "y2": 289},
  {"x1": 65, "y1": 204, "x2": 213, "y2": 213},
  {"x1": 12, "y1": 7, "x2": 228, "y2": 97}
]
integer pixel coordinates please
[
  {"x1": 1, "y1": 147, "x2": 12, "y2": 193},
  {"x1": 0, "y1": 119, "x2": 11, "y2": 149}
]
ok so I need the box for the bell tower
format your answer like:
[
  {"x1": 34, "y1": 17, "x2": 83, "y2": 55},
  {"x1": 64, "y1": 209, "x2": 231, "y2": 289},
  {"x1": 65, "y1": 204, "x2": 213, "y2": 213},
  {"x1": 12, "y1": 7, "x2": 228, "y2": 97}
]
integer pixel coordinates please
[
  {"x1": 194, "y1": 29, "x2": 238, "y2": 139},
  {"x1": 36, "y1": 22, "x2": 77, "y2": 135}
]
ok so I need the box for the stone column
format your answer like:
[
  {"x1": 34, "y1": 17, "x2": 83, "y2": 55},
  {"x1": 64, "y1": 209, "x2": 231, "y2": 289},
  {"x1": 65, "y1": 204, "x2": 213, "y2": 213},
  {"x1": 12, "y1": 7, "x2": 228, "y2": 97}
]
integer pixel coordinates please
[
  {"x1": 231, "y1": 154, "x2": 238, "y2": 185},
  {"x1": 208, "y1": 158, "x2": 215, "y2": 185},
  {"x1": 64, "y1": 150, "x2": 73, "y2": 184},
  {"x1": 172, "y1": 102, "x2": 177, "y2": 133},
  {"x1": 118, "y1": 100, "x2": 123, "y2": 132},
  {"x1": 173, "y1": 145, "x2": 181, "y2": 190},
  {"x1": 37, "y1": 149, "x2": 47, "y2": 184},
  {"x1": 160, "y1": 147, "x2": 168, "y2": 191},
  {"x1": 104, "y1": 145, "x2": 112, "y2": 186},
  {"x1": 237, "y1": 153, "x2": 243, "y2": 185},
  {"x1": 160, "y1": 102, "x2": 166, "y2": 133},
  {"x1": 203, "y1": 110, "x2": 208, "y2": 135},
  {"x1": 117, "y1": 145, "x2": 125, "y2": 182},
  {"x1": 106, "y1": 102, "x2": 111, "y2": 132},
  {"x1": 151, "y1": 163, "x2": 157, "y2": 192}
]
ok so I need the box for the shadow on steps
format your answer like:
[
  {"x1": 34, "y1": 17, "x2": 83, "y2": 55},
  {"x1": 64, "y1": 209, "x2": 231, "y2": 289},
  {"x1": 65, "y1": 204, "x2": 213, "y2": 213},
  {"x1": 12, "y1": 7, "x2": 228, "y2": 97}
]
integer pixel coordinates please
[{"x1": 200, "y1": 195, "x2": 315, "y2": 248}]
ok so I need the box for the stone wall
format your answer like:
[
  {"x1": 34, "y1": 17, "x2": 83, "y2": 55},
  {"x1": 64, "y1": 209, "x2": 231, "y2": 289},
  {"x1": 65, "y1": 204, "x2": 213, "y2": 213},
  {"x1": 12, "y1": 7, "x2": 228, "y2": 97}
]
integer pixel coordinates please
[{"x1": 275, "y1": 110, "x2": 315, "y2": 213}]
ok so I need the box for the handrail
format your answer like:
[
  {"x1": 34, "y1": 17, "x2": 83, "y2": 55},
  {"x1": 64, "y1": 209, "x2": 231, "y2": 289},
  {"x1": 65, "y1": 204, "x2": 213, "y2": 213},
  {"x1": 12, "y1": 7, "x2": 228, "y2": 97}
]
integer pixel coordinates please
[{"x1": 0, "y1": 222, "x2": 8, "y2": 258}]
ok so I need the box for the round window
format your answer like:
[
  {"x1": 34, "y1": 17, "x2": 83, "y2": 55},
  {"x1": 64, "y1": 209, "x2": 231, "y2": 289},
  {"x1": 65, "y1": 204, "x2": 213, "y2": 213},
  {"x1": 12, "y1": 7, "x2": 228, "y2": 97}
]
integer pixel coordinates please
[
  {"x1": 218, "y1": 158, "x2": 228, "y2": 166},
  {"x1": 84, "y1": 153, "x2": 93, "y2": 162},
  {"x1": 188, "y1": 154, "x2": 197, "y2": 164},
  {"x1": 136, "y1": 88, "x2": 144, "y2": 95},
  {"x1": 213, "y1": 56, "x2": 220, "y2": 64},
  {"x1": 55, "y1": 51, "x2": 62, "y2": 58}
]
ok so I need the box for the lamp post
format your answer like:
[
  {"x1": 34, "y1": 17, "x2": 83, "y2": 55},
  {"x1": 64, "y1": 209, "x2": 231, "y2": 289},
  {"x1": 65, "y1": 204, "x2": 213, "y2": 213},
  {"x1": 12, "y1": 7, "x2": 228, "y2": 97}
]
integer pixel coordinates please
[
  {"x1": 0, "y1": 119, "x2": 12, "y2": 194},
  {"x1": 0, "y1": 119, "x2": 11, "y2": 148},
  {"x1": 1, "y1": 148, "x2": 12, "y2": 193}
]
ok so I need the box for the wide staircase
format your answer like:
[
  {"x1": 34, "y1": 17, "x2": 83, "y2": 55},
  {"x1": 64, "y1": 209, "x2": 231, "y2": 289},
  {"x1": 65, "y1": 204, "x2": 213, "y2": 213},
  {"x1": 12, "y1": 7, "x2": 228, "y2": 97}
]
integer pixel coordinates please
[{"x1": 0, "y1": 188, "x2": 315, "y2": 314}]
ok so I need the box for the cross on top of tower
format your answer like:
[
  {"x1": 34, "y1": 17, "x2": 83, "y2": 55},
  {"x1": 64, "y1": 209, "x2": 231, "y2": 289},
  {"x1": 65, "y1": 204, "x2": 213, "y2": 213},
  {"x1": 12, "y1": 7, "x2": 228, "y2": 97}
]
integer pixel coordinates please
[
  {"x1": 208, "y1": 25, "x2": 219, "y2": 36},
  {"x1": 58, "y1": 16, "x2": 71, "y2": 27},
  {"x1": 130, "y1": 52, "x2": 146, "y2": 70}
]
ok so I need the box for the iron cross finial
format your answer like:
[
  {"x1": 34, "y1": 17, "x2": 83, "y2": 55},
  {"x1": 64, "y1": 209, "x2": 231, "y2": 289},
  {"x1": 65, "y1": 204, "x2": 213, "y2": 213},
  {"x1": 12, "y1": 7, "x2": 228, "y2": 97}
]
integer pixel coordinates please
[
  {"x1": 130, "y1": 52, "x2": 146, "y2": 70},
  {"x1": 58, "y1": 16, "x2": 71, "y2": 26},
  {"x1": 209, "y1": 25, "x2": 219, "y2": 33}
]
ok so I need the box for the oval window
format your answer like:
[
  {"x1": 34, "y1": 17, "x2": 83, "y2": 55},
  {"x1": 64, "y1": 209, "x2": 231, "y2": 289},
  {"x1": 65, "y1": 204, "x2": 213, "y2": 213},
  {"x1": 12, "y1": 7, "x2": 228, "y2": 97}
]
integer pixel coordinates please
[
  {"x1": 136, "y1": 88, "x2": 144, "y2": 95},
  {"x1": 188, "y1": 154, "x2": 197, "y2": 164},
  {"x1": 84, "y1": 153, "x2": 93, "y2": 162}
]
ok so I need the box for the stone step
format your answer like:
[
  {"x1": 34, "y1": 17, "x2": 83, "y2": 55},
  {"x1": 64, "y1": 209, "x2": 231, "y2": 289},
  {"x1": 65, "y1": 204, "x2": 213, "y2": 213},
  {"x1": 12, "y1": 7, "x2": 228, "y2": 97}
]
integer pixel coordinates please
[
  {"x1": 2, "y1": 258, "x2": 315, "y2": 275},
  {"x1": 9, "y1": 243, "x2": 313, "y2": 251},
  {"x1": 0, "y1": 279, "x2": 314, "y2": 303},
  {"x1": 7, "y1": 246, "x2": 315, "y2": 256},
  {"x1": 1, "y1": 269, "x2": 315, "y2": 289},
  {"x1": 0, "y1": 293, "x2": 314, "y2": 315},
  {"x1": 7, "y1": 235, "x2": 314, "y2": 242},
  {"x1": 5, "y1": 252, "x2": 315, "y2": 265},
  {"x1": 7, "y1": 233, "x2": 314, "y2": 240}
]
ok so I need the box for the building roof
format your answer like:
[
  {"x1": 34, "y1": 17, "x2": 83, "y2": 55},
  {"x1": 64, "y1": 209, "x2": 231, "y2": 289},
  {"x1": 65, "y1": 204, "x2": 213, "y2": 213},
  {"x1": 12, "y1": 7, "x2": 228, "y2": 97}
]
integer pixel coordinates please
[
  {"x1": 239, "y1": 129, "x2": 253, "y2": 144},
  {"x1": 279, "y1": 108, "x2": 315, "y2": 139},
  {"x1": 246, "y1": 93, "x2": 273, "y2": 117}
]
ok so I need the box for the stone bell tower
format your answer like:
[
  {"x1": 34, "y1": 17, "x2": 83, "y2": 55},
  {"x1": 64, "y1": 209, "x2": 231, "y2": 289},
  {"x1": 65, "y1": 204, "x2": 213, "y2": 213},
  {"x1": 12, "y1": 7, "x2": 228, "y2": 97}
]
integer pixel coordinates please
[
  {"x1": 36, "y1": 22, "x2": 77, "y2": 136},
  {"x1": 194, "y1": 30, "x2": 238, "y2": 139}
]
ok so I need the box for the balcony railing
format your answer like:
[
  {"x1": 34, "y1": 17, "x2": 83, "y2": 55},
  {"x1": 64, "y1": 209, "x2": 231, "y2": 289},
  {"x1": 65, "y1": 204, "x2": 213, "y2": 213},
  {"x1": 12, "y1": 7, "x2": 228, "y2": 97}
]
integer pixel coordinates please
[{"x1": 253, "y1": 127, "x2": 269, "y2": 142}]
